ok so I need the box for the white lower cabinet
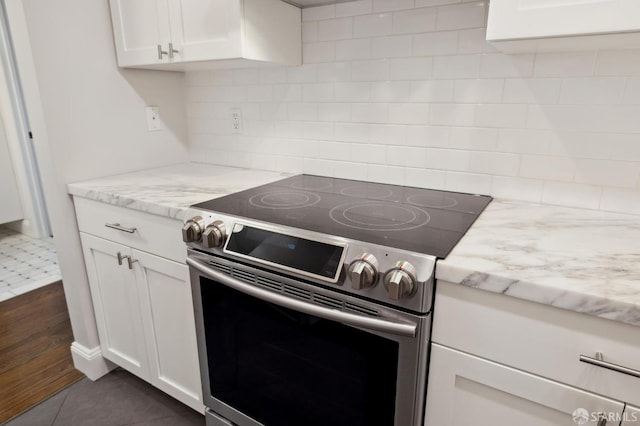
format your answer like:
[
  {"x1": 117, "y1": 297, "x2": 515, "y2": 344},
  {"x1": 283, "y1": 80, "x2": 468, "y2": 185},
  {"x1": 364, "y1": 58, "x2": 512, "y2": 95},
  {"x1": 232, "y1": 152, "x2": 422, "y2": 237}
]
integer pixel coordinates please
[
  {"x1": 80, "y1": 231, "x2": 203, "y2": 412},
  {"x1": 426, "y1": 344, "x2": 625, "y2": 426}
]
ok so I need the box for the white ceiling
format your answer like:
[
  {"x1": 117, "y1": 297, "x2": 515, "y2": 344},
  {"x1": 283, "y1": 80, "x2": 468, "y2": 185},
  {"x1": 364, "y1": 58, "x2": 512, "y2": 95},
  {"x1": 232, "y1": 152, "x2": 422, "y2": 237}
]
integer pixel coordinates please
[{"x1": 285, "y1": 0, "x2": 354, "y2": 8}]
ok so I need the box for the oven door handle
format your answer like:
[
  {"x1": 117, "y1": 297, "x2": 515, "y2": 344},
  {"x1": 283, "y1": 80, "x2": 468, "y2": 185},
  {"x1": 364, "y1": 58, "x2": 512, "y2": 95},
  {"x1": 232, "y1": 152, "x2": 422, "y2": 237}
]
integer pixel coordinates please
[{"x1": 187, "y1": 257, "x2": 418, "y2": 337}]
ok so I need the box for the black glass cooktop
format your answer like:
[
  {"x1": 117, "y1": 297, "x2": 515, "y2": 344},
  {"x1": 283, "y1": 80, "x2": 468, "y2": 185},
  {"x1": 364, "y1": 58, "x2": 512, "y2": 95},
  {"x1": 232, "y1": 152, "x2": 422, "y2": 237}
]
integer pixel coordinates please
[{"x1": 193, "y1": 175, "x2": 492, "y2": 258}]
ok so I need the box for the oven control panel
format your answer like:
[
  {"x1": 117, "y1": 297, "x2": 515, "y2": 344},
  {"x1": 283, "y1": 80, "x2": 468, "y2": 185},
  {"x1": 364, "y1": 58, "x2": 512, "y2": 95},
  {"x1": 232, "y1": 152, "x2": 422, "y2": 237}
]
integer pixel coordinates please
[{"x1": 183, "y1": 208, "x2": 436, "y2": 313}]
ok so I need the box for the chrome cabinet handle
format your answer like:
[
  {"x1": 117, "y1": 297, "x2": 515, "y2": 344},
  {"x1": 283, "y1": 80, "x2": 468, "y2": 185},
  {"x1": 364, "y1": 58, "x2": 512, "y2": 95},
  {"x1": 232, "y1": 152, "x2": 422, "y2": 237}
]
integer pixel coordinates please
[
  {"x1": 105, "y1": 223, "x2": 137, "y2": 234},
  {"x1": 157, "y1": 44, "x2": 168, "y2": 59},
  {"x1": 597, "y1": 415, "x2": 607, "y2": 426},
  {"x1": 168, "y1": 42, "x2": 179, "y2": 59},
  {"x1": 117, "y1": 252, "x2": 127, "y2": 266},
  {"x1": 187, "y1": 257, "x2": 418, "y2": 337},
  {"x1": 580, "y1": 352, "x2": 640, "y2": 379},
  {"x1": 127, "y1": 257, "x2": 138, "y2": 270}
]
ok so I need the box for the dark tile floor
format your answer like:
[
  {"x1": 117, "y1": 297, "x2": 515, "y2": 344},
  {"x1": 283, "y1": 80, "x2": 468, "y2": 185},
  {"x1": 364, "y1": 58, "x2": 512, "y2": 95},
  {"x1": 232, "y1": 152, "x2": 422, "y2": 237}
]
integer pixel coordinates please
[{"x1": 2, "y1": 369, "x2": 205, "y2": 426}]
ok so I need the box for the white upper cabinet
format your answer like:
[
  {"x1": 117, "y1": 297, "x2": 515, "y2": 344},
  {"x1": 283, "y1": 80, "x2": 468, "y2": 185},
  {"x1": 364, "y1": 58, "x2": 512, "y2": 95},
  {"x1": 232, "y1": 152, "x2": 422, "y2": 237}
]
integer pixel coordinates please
[
  {"x1": 486, "y1": 0, "x2": 640, "y2": 52},
  {"x1": 109, "y1": 0, "x2": 301, "y2": 70}
]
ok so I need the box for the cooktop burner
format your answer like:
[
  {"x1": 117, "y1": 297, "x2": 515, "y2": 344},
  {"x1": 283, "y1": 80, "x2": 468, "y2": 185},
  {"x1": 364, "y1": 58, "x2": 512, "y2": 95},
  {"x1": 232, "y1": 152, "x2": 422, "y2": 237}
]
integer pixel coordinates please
[{"x1": 193, "y1": 175, "x2": 492, "y2": 258}]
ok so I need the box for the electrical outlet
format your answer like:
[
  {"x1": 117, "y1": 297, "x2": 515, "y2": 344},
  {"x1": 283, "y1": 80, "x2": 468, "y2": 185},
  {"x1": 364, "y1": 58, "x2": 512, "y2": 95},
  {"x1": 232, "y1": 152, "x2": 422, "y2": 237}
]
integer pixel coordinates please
[
  {"x1": 231, "y1": 108, "x2": 242, "y2": 134},
  {"x1": 146, "y1": 106, "x2": 161, "y2": 131}
]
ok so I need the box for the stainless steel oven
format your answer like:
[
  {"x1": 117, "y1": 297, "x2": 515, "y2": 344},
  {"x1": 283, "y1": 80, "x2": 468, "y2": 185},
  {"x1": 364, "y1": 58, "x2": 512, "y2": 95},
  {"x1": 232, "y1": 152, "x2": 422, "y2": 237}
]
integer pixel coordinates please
[{"x1": 183, "y1": 175, "x2": 492, "y2": 426}]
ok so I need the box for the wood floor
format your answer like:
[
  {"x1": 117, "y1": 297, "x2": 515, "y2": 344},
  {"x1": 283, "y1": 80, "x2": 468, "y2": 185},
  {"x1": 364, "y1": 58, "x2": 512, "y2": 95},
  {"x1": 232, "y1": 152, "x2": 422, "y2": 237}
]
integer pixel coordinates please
[{"x1": 0, "y1": 281, "x2": 83, "y2": 423}]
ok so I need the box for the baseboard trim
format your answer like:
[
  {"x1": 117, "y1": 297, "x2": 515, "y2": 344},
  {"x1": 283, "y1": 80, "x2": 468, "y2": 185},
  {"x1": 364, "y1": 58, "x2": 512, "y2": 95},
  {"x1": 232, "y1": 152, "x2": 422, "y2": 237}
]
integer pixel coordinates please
[{"x1": 70, "y1": 342, "x2": 116, "y2": 381}]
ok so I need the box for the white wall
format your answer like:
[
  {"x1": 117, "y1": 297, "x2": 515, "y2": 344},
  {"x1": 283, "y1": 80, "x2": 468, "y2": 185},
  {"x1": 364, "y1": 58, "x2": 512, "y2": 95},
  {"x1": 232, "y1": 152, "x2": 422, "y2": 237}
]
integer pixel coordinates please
[
  {"x1": 6, "y1": 0, "x2": 189, "y2": 376},
  {"x1": 186, "y1": 0, "x2": 640, "y2": 215}
]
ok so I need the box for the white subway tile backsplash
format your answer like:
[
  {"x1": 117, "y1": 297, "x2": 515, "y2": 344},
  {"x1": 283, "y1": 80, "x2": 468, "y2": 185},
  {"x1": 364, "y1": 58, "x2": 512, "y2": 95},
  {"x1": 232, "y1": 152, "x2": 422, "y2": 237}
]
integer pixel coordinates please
[
  {"x1": 502, "y1": 78, "x2": 561, "y2": 104},
  {"x1": 351, "y1": 59, "x2": 390, "y2": 81},
  {"x1": 335, "y1": 82, "x2": 371, "y2": 102},
  {"x1": 303, "y1": 83, "x2": 334, "y2": 102},
  {"x1": 371, "y1": 81, "x2": 412, "y2": 102},
  {"x1": 541, "y1": 182, "x2": 602, "y2": 210},
  {"x1": 574, "y1": 159, "x2": 639, "y2": 188},
  {"x1": 600, "y1": 188, "x2": 640, "y2": 215},
  {"x1": 372, "y1": 35, "x2": 413, "y2": 58},
  {"x1": 185, "y1": 3, "x2": 640, "y2": 216},
  {"x1": 389, "y1": 103, "x2": 430, "y2": 124},
  {"x1": 392, "y1": 8, "x2": 436, "y2": 35},
  {"x1": 480, "y1": 54, "x2": 535, "y2": 78},
  {"x1": 303, "y1": 42, "x2": 336, "y2": 63},
  {"x1": 595, "y1": 49, "x2": 640, "y2": 76},
  {"x1": 319, "y1": 18, "x2": 354, "y2": 41},
  {"x1": 374, "y1": 0, "x2": 415, "y2": 12},
  {"x1": 519, "y1": 155, "x2": 576, "y2": 182},
  {"x1": 354, "y1": 13, "x2": 393, "y2": 38},
  {"x1": 318, "y1": 103, "x2": 351, "y2": 122},
  {"x1": 413, "y1": 31, "x2": 458, "y2": 57},
  {"x1": 492, "y1": 177, "x2": 543, "y2": 203},
  {"x1": 288, "y1": 103, "x2": 318, "y2": 121},
  {"x1": 453, "y1": 79, "x2": 503, "y2": 103},
  {"x1": 335, "y1": 123, "x2": 371, "y2": 142},
  {"x1": 559, "y1": 77, "x2": 626, "y2": 105},
  {"x1": 303, "y1": 5, "x2": 336, "y2": 22},
  {"x1": 336, "y1": 0, "x2": 373, "y2": 18},
  {"x1": 336, "y1": 39, "x2": 372, "y2": 60},
  {"x1": 433, "y1": 54, "x2": 481, "y2": 79},
  {"x1": 533, "y1": 52, "x2": 596, "y2": 77},
  {"x1": 352, "y1": 103, "x2": 390, "y2": 123},
  {"x1": 429, "y1": 103, "x2": 475, "y2": 126},
  {"x1": 390, "y1": 57, "x2": 433, "y2": 80},
  {"x1": 436, "y1": 2, "x2": 486, "y2": 31},
  {"x1": 475, "y1": 104, "x2": 528, "y2": 128},
  {"x1": 318, "y1": 62, "x2": 352, "y2": 82},
  {"x1": 287, "y1": 64, "x2": 318, "y2": 83},
  {"x1": 410, "y1": 80, "x2": 455, "y2": 102},
  {"x1": 404, "y1": 167, "x2": 446, "y2": 189},
  {"x1": 445, "y1": 171, "x2": 493, "y2": 194},
  {"x1": 302, "y1": 22, "x2": 319, "y2": 43}
]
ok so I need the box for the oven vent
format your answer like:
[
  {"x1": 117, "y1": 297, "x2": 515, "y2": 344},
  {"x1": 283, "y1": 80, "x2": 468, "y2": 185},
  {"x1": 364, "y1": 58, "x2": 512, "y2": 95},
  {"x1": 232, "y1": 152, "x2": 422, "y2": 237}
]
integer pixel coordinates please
[
  {"x1": 344, "y1": 302, "x2": 379, "y2": 317},
  {"x1": 208, "y1": 260, "x2": 231, "y2": 274},
  {"x1": 283, "y1": 284, "x2": 312, "y2": 299},
  {"x1": 256, "y1": 276, "x2": 281, "y2": 292},
  {"x1": 232, "y1": 269, "x2": 256, "y2": 283},
  {"x1": 312, "y1": 293, "x2": 343, "y2": 310},
  {"x1": 206, "y1": 261, "x2": 380, "y2": 318}
]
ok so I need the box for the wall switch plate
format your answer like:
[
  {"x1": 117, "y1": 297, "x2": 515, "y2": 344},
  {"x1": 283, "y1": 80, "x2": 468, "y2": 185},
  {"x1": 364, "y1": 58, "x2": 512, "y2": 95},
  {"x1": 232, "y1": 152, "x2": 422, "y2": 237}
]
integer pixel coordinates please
[
  {"x1": 146, "y1": 106, "x2": 162, "y2": 131},
  {"x1": 231, "y1": 108, "x2": 242, "y2": 134}
]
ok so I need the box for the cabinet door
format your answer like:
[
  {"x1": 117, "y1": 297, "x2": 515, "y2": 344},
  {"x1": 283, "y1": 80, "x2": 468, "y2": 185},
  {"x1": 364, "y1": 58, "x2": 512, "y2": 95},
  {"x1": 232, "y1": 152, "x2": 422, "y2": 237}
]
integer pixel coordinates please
[
  {"x1": 109, "y1": 0, "x2": 171, "y2": 66},
  {"x1": 133, "y1": 250, "x2": 204, "y2": 412},
  {"x1": 166, "y1": 0, "x2": 242, "y2": 62},
  {"x1": 79, "y1": 233, "x2": 149, "y2": 380},
  {"x1": 425, "y1": 344, "x2": 625, "y2": 426},
  {"x1": 0, "y1": 119, "x2": 23, "y2": 225},
  {"x1": 622, "y1": 406, "x2": 640, "y2": 425},
  {"x1": 487, "y1": 0, "x2": 640, "y2": 41}
]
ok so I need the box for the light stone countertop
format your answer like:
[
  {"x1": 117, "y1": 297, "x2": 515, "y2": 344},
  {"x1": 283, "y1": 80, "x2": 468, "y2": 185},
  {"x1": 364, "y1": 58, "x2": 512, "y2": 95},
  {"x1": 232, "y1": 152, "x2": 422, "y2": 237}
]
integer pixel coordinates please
[
  {"x1": 68, "y1": 165, "x2": 640, "y2": 327},
  {"x1": 437, "y1": 200, "x2": 640, "y2": 327},
  {"x1": 67, "y1": 163, "x2": 289, "y2": 220}
]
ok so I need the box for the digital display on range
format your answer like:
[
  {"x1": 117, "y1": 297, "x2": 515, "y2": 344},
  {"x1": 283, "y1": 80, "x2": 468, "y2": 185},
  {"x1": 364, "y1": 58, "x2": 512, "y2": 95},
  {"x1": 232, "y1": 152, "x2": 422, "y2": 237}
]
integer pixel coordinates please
[{"x1": 225, "y1": 224, "x2": 344, "y2": 281}]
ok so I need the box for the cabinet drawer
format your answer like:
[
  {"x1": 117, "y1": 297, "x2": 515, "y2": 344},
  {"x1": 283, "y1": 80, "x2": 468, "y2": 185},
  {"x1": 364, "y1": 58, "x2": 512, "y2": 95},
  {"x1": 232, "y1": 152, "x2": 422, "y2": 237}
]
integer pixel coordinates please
[
  {"x1": 433, "y1": 281, "x2": 640, "y2": 406},
  {"x1": 74, "y1": 197, "x2": 185, "y2": 263}
]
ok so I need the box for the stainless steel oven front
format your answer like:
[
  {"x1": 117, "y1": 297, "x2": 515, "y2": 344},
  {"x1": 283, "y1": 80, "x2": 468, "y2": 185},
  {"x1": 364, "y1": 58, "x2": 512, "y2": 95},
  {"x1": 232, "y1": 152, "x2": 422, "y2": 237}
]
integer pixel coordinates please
[{"x1": 188, "y1": 249, "x2": 431, "y2": 426}]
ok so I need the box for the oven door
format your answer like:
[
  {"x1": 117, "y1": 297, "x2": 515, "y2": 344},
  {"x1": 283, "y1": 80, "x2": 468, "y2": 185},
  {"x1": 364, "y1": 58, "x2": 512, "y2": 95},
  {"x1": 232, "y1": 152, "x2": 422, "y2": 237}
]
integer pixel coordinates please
[{"x1": 188, "y1": 251, "x2": 430, "y2": 426}]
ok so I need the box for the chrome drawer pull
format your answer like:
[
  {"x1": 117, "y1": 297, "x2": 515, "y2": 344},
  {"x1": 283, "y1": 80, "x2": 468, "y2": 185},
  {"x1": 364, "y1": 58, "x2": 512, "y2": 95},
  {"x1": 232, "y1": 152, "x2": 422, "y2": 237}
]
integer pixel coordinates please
[
  {"x1": 580, "y1": 352, "x2": 640, "y2": 379},
  {"x1": 105, "y1": 223, "x2": 137, "y2": 234}
]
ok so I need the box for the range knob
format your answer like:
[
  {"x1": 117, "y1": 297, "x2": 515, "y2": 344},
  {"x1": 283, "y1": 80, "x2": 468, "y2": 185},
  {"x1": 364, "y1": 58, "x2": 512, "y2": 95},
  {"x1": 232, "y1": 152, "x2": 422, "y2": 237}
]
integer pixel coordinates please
[
  {"x1": 182, "y1": 216, "x2": 205, "y2": 243},
  {"x1": 383, "y1": 261, "x2": 417, "y2": 300},
  {"x1": 348, "y1": 254, "x2": 379, "y2": 290},
  {"x1": 203, "y1": 220, "x2": 227, "y2": 248}
]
